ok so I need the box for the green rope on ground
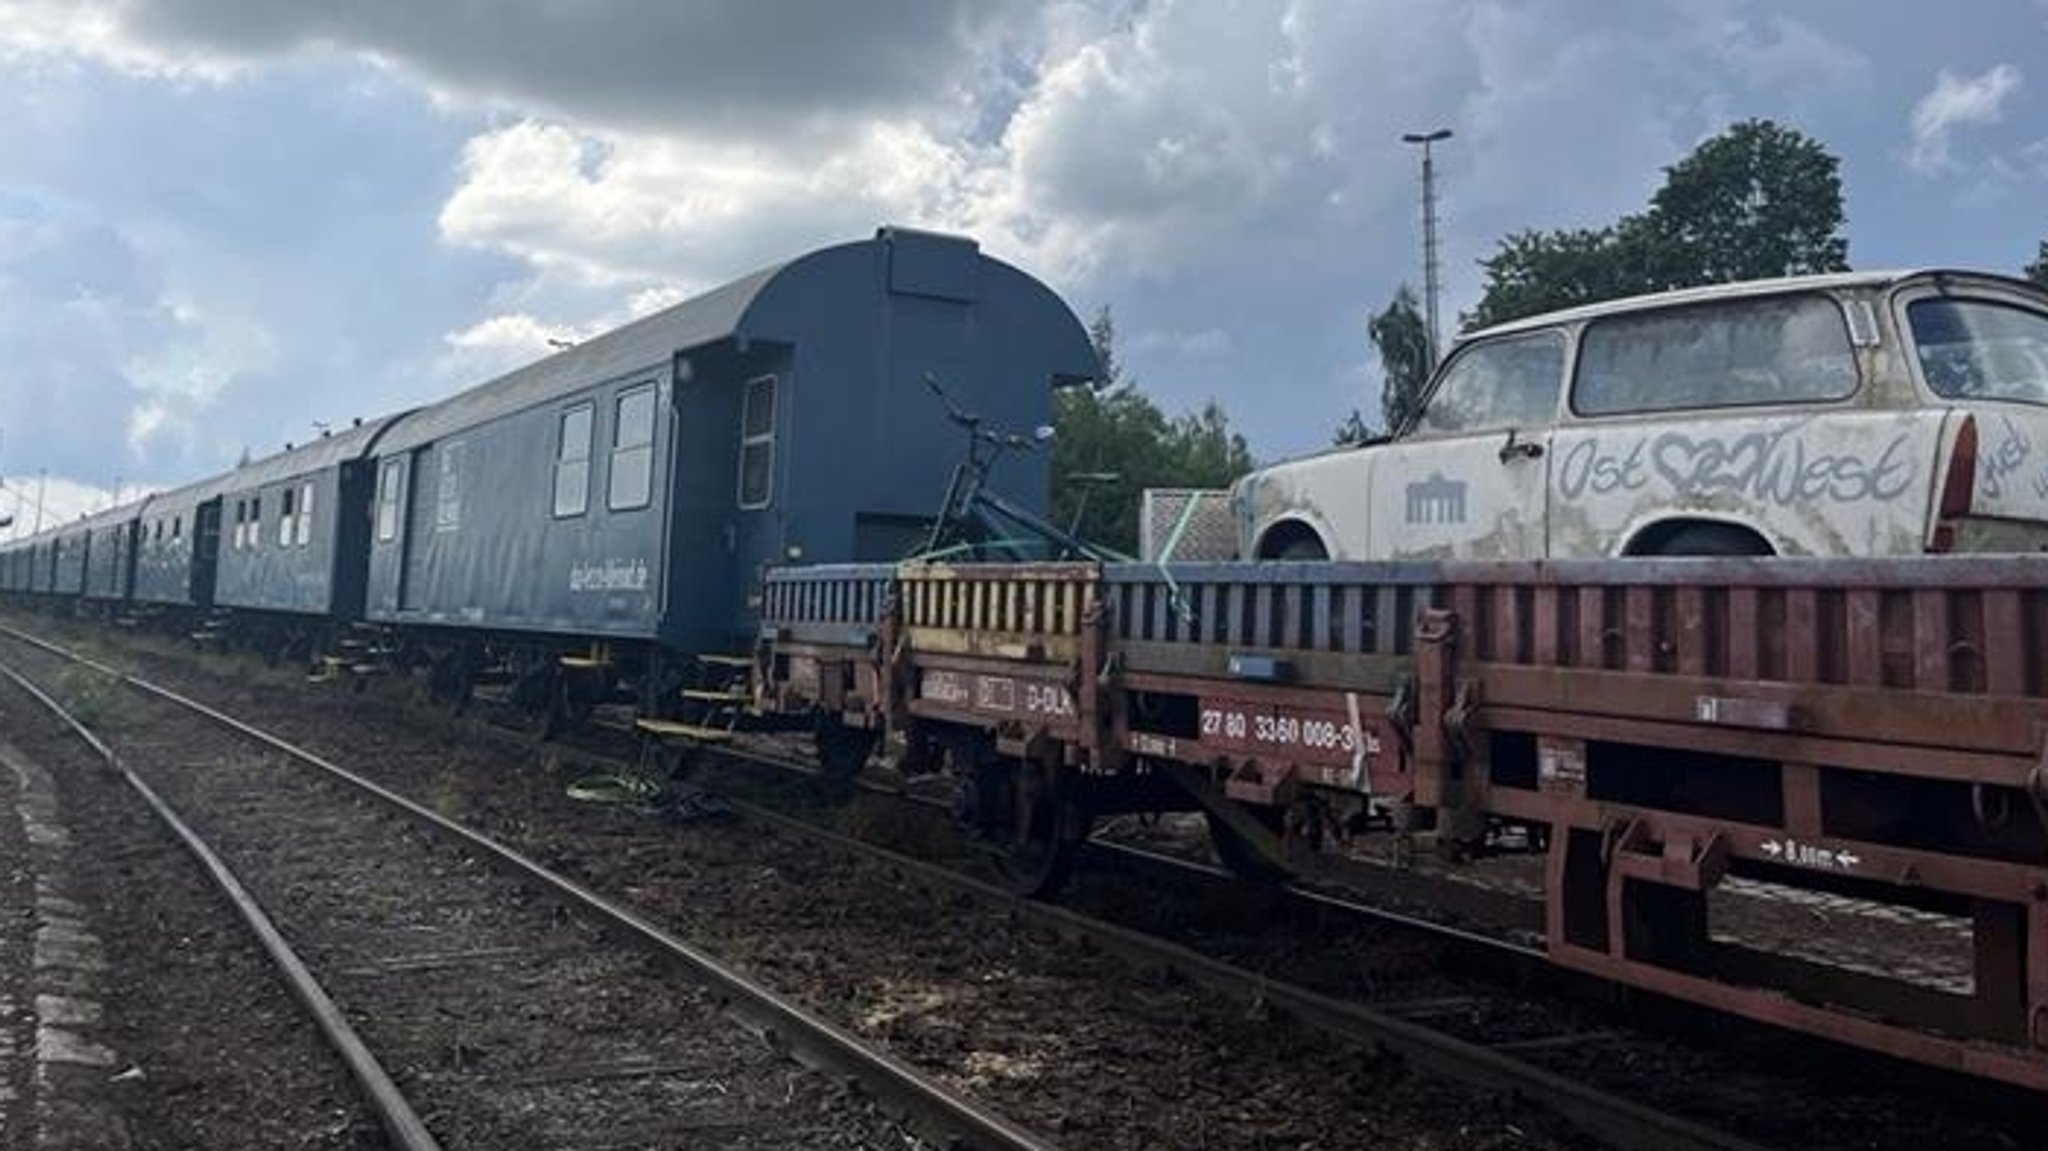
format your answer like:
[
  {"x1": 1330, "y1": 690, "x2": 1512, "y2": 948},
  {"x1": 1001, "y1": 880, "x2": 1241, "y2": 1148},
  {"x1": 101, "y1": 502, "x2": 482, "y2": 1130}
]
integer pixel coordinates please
[{"x1": 564, "y1": 772, "x2": 663, "y2": 805}]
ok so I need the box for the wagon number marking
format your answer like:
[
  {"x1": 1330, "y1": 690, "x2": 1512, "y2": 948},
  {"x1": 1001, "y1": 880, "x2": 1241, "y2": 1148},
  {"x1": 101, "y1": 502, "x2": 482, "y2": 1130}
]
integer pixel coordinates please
[{"x1": 1199, "y1": 707, "x2": 1365, "y2": 755}]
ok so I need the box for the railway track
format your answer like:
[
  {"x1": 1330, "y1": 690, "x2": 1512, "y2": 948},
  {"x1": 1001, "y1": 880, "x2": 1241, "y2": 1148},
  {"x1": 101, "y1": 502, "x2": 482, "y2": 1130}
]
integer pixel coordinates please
[
  {"x1": 0, "y1": 625, "x2": 1052, "y2": 1151},
  {"x1": 674, "y1": 742, "x2": 2047, "y2": 1151}
]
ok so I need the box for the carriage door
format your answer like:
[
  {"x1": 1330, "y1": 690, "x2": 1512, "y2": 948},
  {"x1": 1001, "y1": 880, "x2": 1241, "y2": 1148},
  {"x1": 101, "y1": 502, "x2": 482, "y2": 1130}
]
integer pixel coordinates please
[
  {"x1": 193, "y1": 503, "x2": 221, "y2": 606},
  {"x1": 398, "y1": 447, "x2": 433, "y2": 612}
]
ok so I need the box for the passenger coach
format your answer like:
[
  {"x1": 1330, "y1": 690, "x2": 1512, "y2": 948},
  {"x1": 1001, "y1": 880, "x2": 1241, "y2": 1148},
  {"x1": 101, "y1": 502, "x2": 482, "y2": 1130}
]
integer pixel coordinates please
[
  {"x1": 360, "y1": 226, "x2": 1095, "y2": 713},
  {"x1": 0, "y1": 227, "x2": 1096, "y2": 724}
]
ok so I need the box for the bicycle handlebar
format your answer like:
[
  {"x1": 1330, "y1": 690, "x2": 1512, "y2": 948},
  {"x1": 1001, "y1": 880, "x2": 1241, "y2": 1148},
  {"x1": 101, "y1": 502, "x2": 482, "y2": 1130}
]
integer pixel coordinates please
[{"x1": 925, "y1": 372, "x2": 1041, "y2": 453}]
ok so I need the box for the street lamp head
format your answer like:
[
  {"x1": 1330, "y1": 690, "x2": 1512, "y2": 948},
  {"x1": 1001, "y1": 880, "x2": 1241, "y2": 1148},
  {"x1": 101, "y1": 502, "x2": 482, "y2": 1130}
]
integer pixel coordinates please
[{"x1": 1401, "y1": 128, "x2": 1453, "y2": 145}]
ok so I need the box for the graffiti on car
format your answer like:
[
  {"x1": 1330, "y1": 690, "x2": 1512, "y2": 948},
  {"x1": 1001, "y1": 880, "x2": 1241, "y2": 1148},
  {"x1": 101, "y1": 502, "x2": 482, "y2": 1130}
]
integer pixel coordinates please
[{"x1": 1555, "y1": 426, "x2": 1916, "y2": 507}]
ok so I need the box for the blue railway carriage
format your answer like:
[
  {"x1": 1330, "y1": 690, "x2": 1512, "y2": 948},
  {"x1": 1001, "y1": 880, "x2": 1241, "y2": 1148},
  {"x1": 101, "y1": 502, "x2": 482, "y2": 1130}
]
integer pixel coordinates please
[
  {"x1": 205, "y1": 416, "x2": 406, "y2": 654},
  {"x1": 0, "y1": 536, "x2": 26, "y2": 594},
  {"x1": 22, "y1": 537, "x2": 53, "y2": 594},
  {"x1": 361, "y1": 226, "x2": 1094, "y2": 714},
  {"x1": 81, "y1": 501, "x2": 145, "y2": 603},
  {"x1": 49, "y1": 521, "x2": 91, "y2": 597},
  {"x1": 133, "y1": 474, "x2": 233, "y2": 610}
]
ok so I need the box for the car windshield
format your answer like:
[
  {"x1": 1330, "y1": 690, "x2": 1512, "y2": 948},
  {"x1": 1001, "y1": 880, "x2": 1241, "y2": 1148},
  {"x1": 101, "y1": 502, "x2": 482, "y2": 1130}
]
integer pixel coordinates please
[{"x1": 1908, "y1": 296, "x2": 2048, "y2": 406}]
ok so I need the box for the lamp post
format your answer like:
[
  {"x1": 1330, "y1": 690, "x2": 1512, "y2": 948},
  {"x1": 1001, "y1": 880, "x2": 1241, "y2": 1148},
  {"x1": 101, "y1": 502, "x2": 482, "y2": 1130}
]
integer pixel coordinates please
[{"x1": 1400, "y1": 127, "x2": 1453, "y2": 371}]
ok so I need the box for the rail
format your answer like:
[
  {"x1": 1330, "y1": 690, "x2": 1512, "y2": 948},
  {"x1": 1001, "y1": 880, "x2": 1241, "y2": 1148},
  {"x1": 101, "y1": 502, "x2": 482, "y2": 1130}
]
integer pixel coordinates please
[{"x1": 0, "y1": 623, "x2": 1058, "y2": 1151}]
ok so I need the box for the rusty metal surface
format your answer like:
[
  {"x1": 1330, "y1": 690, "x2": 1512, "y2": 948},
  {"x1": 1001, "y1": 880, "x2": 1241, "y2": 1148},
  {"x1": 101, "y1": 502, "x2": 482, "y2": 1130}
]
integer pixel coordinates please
[{"x1": 754, "y1": 555, "x2": 2048, "y2": 1091}]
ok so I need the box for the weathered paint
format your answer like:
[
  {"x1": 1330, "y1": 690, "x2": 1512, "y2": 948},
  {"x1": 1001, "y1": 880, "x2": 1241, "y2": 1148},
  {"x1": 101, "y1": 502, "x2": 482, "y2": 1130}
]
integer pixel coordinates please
[
  {"x1": 1238, "y1": 270, "x2": 2048, "y2": 560},
  {"x1": 131, "y1": 477, "x2": 228, "y2": 609}
]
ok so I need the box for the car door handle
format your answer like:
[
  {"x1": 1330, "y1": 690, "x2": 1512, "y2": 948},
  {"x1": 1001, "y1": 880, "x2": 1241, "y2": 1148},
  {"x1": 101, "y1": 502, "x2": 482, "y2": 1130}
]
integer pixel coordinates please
[{"x1": 1498, "y1": 433, "x2": 1544, "y2": 463}]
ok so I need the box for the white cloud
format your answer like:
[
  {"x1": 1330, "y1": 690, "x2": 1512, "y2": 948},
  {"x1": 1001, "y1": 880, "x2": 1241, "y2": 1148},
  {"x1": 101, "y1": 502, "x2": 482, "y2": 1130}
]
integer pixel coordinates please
[
  {"x1": 1906, "y1": 64, "x2": 2022, "y2": 174},
  {"x1": 433, "y1": 311, "x2": 594, "y2": 388},
  {"x1": 437, "y1": 118, "x2": 986, "y2": 289},
  {"x1": 0, "y1": 473, "x2": 122, "y2": 542},
  {"x1": 1, "y1": 0, "x2": 2023, "y2": 473}
]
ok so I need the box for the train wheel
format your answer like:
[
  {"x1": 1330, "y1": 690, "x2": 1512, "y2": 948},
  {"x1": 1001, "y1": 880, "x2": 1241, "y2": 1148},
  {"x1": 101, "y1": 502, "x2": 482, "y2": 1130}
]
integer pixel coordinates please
[
  {"x1": 426, "y1": 649, "x2": 475, "y2": 714},
  {"x1": 813, "y1": 719, "x2": 876, "y2": 800},
  {"x1": 512, "y1": 661, "x2": 566, "y2": 741},
  {"x1": 987, "y1": 758, "x2": 1090, "y2": 898}
]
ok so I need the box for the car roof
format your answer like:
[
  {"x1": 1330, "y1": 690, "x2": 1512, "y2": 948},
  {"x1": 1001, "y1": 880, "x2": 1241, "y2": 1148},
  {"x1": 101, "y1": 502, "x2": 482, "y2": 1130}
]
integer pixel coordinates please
[{"x1": 1457, "y1": 268, "x2": 2044, "y2": 343}]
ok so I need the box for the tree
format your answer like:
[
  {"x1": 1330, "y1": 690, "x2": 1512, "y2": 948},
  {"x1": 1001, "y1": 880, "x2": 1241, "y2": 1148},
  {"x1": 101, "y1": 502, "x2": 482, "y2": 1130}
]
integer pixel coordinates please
[
  {"x1": 1641, "y1": 118, "x2": 1849, "y2": 284},
  {"x1": 1331, "y1": 410, "x2": 1374, "y2": 447},
  {"x1": 1465, "y1": 225, "x2": 1659, "y2": 329},
  {"x1": 1052, "y1": 306, "x2": 1254, "y2": 554},
  {"x1": 2026, "y1": 241, "x2": 2048, "y2": 291},
  {"x1": 1467, "y1": 119, "x2": 1849, "y2": 328},
  {"x1": 1369, "y1": 284, "x2": 1432, "y2": 433},
  {"x1": 1337, "y1": 284, "x2": 1434, "y2": 443}
]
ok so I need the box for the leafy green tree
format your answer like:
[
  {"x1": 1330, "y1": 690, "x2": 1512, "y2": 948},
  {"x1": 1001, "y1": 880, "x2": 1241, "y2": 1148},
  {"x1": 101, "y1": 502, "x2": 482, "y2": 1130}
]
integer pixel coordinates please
[
  {"x1": 1642, "y1": 118, "x2": 1849, "y2": 284},
  {"x1": 1337, "y1": 284, "x2": 1434, "y2": 443},
  {"x1": 1467, "y1": 119, "x2": 1849, "y2": 328},
  {"x1": 1369, "y1": 284, "x2": 1432, "y2": 432},
  {"x1": 1052, "y1": 306, "x2": 1254, "y2": 553},
  {"x1": 1332, "y1": 409, "x2": 1374, "y2": 446},
  {"x1": 2026, "y1": 241, "x2": 2048, "y2": 290},
  {"x1": 1466, "y1": 225, "x2": 1659, "y2": 329}
]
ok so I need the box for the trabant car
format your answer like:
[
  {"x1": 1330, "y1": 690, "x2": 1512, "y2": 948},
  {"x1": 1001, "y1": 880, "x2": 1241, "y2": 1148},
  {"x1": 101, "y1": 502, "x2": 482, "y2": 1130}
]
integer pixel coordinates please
[{"x1": 1236, "y1": 270, "x2": 2048, "y2": 558}]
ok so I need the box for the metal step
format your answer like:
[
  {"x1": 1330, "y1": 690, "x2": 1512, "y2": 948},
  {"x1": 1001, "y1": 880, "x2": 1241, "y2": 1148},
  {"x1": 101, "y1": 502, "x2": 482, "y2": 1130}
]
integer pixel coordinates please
[
  {"x1": 679, "y1": 689, "x2": 750, "y2": 703},
  {"x1": 634, "y1": 719, "x2": 734, "y2": 743}
]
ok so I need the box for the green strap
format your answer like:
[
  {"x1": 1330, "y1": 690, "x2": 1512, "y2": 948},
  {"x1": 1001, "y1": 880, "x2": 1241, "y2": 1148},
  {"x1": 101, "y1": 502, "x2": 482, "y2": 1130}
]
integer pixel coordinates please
[{"x1": 1153, "y1": 494, "x2": 1205, "y2": 623}]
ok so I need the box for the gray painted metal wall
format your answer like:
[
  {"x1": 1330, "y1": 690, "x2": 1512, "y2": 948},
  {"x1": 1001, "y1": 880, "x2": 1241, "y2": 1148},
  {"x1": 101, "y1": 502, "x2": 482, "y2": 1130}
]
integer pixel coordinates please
[
  {"x1": 50, "y1": 528, "x2": 88, "y2": 595},
  {"x1": 132, "y1": 487, "x2": 221, "y2": 608},
  {"x1": 83, "y1": 515, "x2": 138, "y2": 601}
]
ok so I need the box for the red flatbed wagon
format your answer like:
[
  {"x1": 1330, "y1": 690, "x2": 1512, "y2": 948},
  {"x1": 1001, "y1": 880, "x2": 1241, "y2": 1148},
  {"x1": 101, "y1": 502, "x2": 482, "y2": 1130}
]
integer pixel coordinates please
[{"x1": 757, "y1": 555, "x2": 2048, "y2": 1091}]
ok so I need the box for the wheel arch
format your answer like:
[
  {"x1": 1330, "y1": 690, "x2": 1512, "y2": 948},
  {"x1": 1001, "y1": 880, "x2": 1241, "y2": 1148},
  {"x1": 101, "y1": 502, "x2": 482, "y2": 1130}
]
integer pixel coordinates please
[
  {"x1": 1252, "y1": 518, "x2": 1332, "y2": 560},
  {"x1": 1621, "y1": 516, "x2": 1777, "y2": 557}
]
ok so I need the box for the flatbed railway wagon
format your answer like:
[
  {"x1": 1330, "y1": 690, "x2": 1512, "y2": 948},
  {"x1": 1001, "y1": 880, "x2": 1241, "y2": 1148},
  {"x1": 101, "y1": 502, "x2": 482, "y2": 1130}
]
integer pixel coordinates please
[{"x1": 758, "y1": 555, "x2": 2048, "y2": 1090}]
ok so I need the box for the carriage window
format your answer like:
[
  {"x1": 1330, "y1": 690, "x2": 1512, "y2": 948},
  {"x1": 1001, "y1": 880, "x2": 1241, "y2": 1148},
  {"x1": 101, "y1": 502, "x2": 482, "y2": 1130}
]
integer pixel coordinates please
[
  {"x1": 298, "y1": 482, "x2": 314, "y2": 546},
  {"x1": 232, "y1": 501, "x2": 244, "y2": 550},
  {"x1": 737, "y1": 374, "x2": 776, "y2": 509},
  {"x1": 1574, "y1": 294, "x2": 1858, "y2": 415},
  {"x1": 250, "y1": 496, "x2": 262, "y2": 549},
  {"x1": 609, "y1": 385, "x2": 656, "y2": 511},
  {"x1": 554, "y1": 403, "x2": 593, "y2": 517},
  {"x1": 436, "y1": 440, "x2": 465, "y2": 532},
  {"x1": 279, "y1": 487, "x2": 296, "y2": 547},
  {"x1": 376, "y1": 459, "x2": 402, "y2": 542},
  {"x1": 172, "y1": 514, "x2": 180, "y2": 540}
]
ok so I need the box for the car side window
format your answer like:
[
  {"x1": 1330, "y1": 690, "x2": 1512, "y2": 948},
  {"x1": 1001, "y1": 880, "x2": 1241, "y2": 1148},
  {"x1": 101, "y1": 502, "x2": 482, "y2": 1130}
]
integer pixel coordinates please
[
  {"x1": 1909, "y1": 297, "x2": 2048, "y2": 405},
  {"x1": 1573, "y1": 294, "x2": 1858, "y2": 415},
  {"x1": 1413, "y1": 332, "x2": 1565, "y2": 435}
]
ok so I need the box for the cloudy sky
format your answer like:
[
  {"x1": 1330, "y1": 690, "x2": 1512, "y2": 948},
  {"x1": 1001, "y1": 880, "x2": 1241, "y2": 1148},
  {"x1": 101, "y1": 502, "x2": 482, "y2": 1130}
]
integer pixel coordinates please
[{"x1": 0, "y1": 0, "x2": 2044, "y2": 536}]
